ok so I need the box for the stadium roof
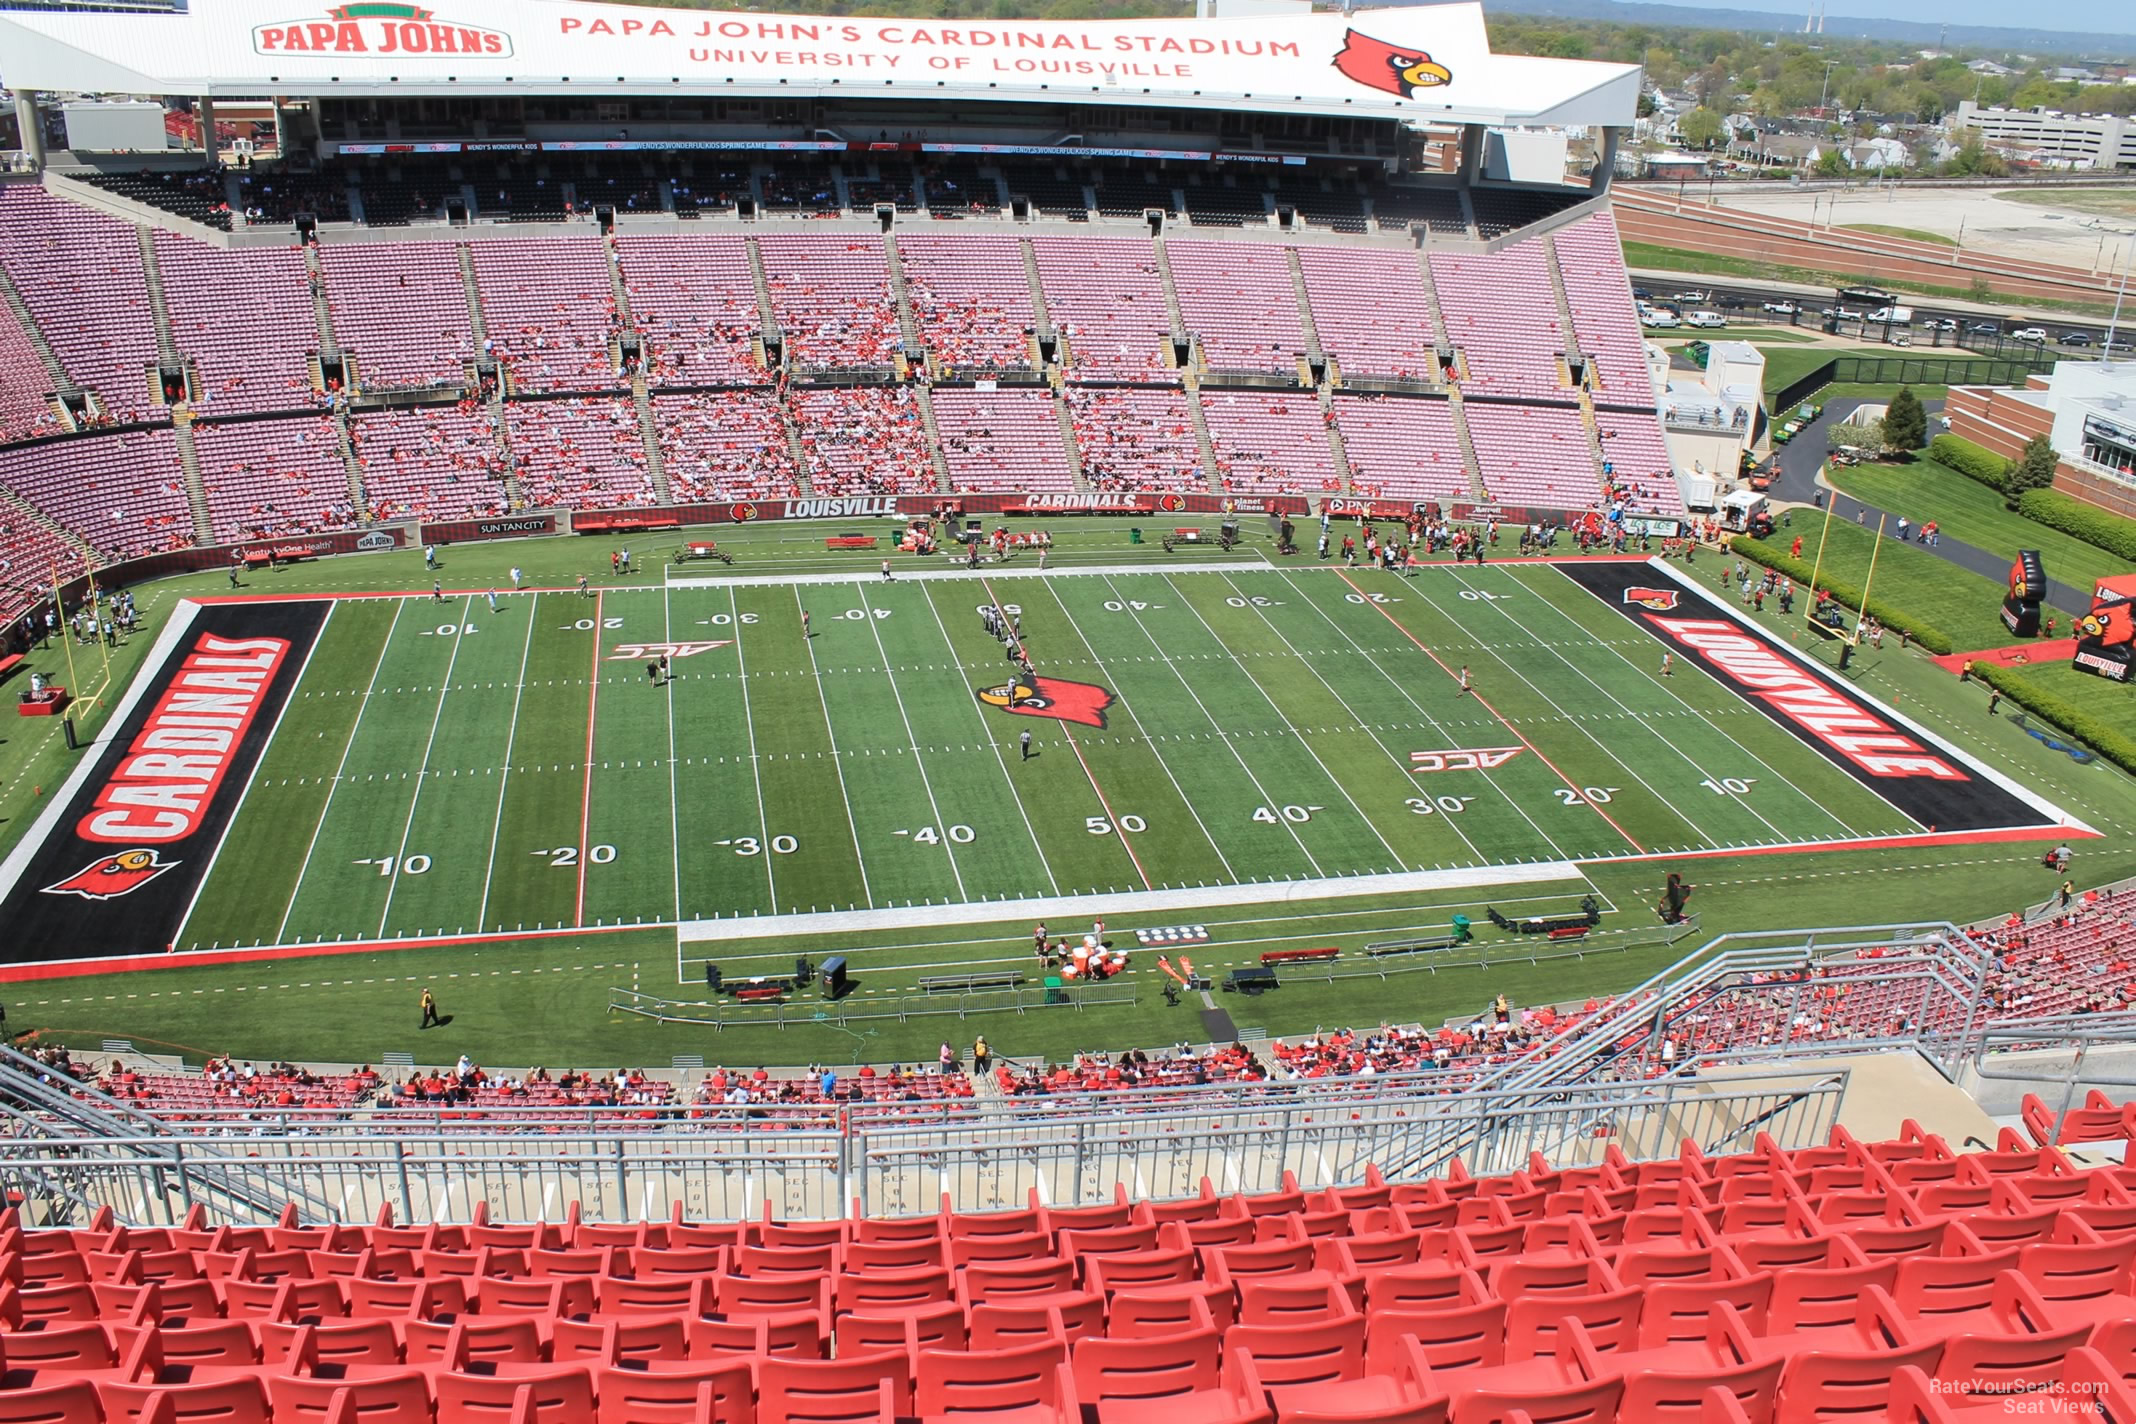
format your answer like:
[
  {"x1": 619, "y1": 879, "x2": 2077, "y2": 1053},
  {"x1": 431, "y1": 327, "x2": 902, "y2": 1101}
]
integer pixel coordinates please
[{"x1": 0, "y1": 0, "x2": 1641, "y2": 126}]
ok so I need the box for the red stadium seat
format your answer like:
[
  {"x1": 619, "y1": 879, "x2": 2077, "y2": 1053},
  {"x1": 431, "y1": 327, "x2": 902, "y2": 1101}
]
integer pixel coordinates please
[
  {"x1": 593, "y1": 1359, "x2": 756, "y2": 1424},
  {"x1": 914, "y1": 1340, "x2": 1075, "y2": 1423}
]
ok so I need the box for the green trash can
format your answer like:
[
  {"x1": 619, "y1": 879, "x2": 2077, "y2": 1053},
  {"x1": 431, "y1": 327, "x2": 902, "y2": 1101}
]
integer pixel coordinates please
[
  {"x1": 1129, "y1": 528, "x2": 1143, "y2": 545},
  {"x1": 1451, "y1": 914, "x2": 1473, "y2": 944},
  {"x1": 1044, "y1": 974, "x2": 1065, "y2": 1005}
]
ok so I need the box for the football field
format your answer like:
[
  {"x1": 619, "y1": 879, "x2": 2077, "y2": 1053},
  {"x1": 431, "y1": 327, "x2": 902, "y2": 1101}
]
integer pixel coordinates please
[{"x1": 0, "y1": 555, "x2": 2074, "y2": 969}]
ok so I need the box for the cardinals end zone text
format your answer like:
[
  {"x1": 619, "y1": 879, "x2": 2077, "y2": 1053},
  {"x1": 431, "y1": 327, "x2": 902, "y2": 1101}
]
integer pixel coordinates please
[
  {"x1": 1561, "y1": 561, "x2": 2055, "y2": 836},
  {"x1": 81, "y1": 635, "x2": 291, "y2": 844},
  {"x1": 0, "y1": 600, "x2": 327, "y2": 966}
]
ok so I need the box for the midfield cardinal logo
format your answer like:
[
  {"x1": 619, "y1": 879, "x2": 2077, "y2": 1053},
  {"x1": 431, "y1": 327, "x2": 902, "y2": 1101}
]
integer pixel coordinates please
[
  {"x1": 1623, "y1": 587, "x2": 1681, "y2": 611},
  {"x1": 43, "y1": 848, "x2": 180, "y2": 901},
  {"x1": 1331, "y1": 29, "x2": 1454, "y2": 99},
  {"x1": 976, "y1": 676, "x2": 1115, "y2": 729}
]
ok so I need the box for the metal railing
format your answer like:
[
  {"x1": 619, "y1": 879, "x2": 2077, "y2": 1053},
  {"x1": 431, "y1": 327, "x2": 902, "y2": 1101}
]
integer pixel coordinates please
[{"x1": 0, "y1": 1065, "x2": 1847, "y2": 1227}]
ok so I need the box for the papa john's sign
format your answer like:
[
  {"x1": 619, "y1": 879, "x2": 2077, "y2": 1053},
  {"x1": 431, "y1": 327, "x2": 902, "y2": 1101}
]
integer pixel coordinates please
[{"x1": 254, "y1": 3, "x2": 512, "y2": 57}]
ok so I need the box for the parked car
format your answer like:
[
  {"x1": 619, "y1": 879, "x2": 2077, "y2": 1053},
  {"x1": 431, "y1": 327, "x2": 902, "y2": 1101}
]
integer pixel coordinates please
[
  {"x1": 1641, "y1": 310, "x2": 1681, "y2": 329},
  {"x1": 2013, "y1": 327, "x2": 2050, "y2": 343},
  {"x1": 1673, "y1": 289, "x2": 1712, "y2": 304},
  {"x1": 1969, "y1": 321, "x2": 2001, "y2": 335},
  {"x1": 1762, "y1": 300, "x2": 1798, "y2": 315},
  {"x1": 1685, "y1": 311, "x2": 1727, "y2": 329},
  {"x1": 1930, "y1": 319, "x2": 1958, "y2": 333},
  {"x1": 2063, "y1": 332, "x2": 2093, "y2": 347},
  {"x1": 2106, "y1": 338, "x2": 2133, "y2": 354},
  {"x1": 1631, "y1": 287, "x2": 1652, "y2": 300}
]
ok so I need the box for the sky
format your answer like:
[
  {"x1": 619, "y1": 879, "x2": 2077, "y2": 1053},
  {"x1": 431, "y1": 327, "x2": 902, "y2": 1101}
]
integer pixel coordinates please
[{"x1": 1816, "y1": 0, "x2": 2133, "y2": 34}]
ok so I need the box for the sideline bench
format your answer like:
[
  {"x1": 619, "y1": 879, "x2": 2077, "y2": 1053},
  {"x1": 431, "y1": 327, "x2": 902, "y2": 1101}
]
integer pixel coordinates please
[
  {"x1": 1546, "y1": 926, "x2": 1590, "y2": 943},
  {"x1": 733, "y1": 985, "x2": 785, "y2": 1003},
  {"x1": 673, "y1": 543, "x2": 734, "y2": 566},
  {"x1": 826, "y1": 536, "x2": 879, "y2": 550},
  {"x1": 0, "y1": 653, "x2": 23, "y2": 683},
  {"x1": 1260, "y1": 947, "x2": 1338, "y2": 966},
  {"x1": 919, "y1": 971, "x2": 1025, "y2": 994}
]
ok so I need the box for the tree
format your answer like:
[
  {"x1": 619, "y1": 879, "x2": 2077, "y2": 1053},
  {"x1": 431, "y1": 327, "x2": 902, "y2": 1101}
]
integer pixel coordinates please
[
  {"x1": 1816, "y1": 145, "x2": 1851, "y2": 177},
  {"x1": 1679, "y1": 107, "x2": 1726, "y2": 151},
  {"x1": 1879, "y1": 388, "x2": 1927, "y2": 455},
  {"x1": 2005, "y1": 435, "x2": 2059, "y2": 504},
  {"x1": 1638, "y1": 91, "x2": 1659, "y2": 119}
]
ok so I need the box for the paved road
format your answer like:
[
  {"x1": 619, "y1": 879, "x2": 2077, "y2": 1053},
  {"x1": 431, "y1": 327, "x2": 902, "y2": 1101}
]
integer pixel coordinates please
[{"x1": 1762, "y1": 397, "x2": 2093, "y2": 631}]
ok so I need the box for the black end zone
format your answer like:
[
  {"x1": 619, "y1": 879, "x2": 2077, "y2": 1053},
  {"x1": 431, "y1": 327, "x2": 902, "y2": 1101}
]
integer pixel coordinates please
[
  {"x1": 1558, "y1": 562, "x2": 2051, "y2": 835},
  {"x1": 0, "y1": 601, "x2": 329, "y2": 965}
]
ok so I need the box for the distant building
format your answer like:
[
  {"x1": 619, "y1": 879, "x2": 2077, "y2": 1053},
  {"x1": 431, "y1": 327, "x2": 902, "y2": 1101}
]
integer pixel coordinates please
[
  {"x1": 1966, "y1": 59, "x2": 2013, "y2": 77},
  {"x1": 1950, "y1": 101, "x2": 2136, "y2": 170},
  {"x1": 1945, "y1": 360, "x2": 2136, "y2": 519},
  {"x1": 1643, "y1": 152, "x2": 1710, "y2": 181}
]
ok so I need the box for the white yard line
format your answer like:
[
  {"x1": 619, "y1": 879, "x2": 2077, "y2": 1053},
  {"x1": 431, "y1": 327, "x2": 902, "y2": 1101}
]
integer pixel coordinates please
[
  {"x1": 1032, "y1": 580, "x2": 1237, "y2": 883},
  {"x1": 1399, "y1": 575, "x2": 1712, "y2": 851},
  {"x1": 1438, "y1": 569, "x2": 1796, "y2": 845},
  {"x1": 1093, "y1": 573, "x2": 1325, "y2": 878},
  {"x1": 170, "y1": 602, "x2": 338, "y2": 950},
  {"x1": 1167, "y1": 572, "x2": 1406, "y2": 871},
  {"x1": 794, "y1": 585, "x2": 874, "y2": 910},
  {"x1": 274, "y1": 598, "x2": 406, "y2": 945},
  {"x1": 855, "y1": 584, "x2": 970, "y2": 904},
  {"x1": 1531, "y1": 564, "x2": 1860, "y2": 840},
  {"x1": 913, "y1": 582, "x2": 1059, "y2": 898},
  {"x1": 377, "y1": 597, "x2": 473, "y2": 937},
  {"x1": 1273, "y1": 570, "x2": 1571, "y2": 860},
  {"x1": 663, "y1": 582, "x2": 682, "y2": 922},
  {"x1": 1207, "y1": 571, "x2": 1488, "y2": 868},
  {"x1": 474, "y1": 592, "x2": 541, "y2": 933},
  {"x1": 728, "y1": 587, "x2": 779, "y2": 915}
]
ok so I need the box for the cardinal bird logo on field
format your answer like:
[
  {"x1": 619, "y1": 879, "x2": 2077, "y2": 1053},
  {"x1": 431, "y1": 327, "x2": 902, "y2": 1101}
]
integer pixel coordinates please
[
  {"x1": 43, "y1": 848, "x2": 180, "y2": 901},
  {"x1": 1331, "y1": 29, "x2": 1454, "y2": 98},
  {"x1": 976, "y1": 676, "x2": 1115, "y2": 729},
  {"x1": 1623, "y1": 587, "x2": 1681, "y2": 611}
]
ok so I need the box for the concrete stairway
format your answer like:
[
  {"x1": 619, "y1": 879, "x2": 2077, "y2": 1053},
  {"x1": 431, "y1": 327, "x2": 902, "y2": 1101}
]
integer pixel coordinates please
[
  {"x1": 634, "y1": 375, "x2": 672, "y2": 504},
  {"x1": 169, "y1": 416, "x2": 215, "y2": 544},
  {"x1": 912, "y1": 384, "x2": 953, "y2": 494},
  {"x1": 135, "y1": 228, "x2": 180, "y2": 366}
]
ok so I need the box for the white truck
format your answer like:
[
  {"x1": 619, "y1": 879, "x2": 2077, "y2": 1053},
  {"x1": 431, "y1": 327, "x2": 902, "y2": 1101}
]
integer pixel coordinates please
[
  {"x1": 1685, "y1": 311, "x2": 1727, "y2": 329},
  {"x1": 1720, "y1": 489, "x2": 1774, "y2": 536},
  {"x1": 1866, "y1": 306, "x2": 1915, "y2": 326}
]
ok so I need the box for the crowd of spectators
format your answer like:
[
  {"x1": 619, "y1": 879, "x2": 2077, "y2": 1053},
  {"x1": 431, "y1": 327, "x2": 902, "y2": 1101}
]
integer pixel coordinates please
[
  {"x1": 1066, "y1": 387, "x2": 1205, "y2": 492},
  {"x1": 789, "y1": 387, "x2": 936, "y2": 495}
]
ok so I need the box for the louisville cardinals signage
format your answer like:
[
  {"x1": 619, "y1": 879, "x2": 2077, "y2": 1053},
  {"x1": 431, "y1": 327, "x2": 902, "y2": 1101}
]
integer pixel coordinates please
[
  {"x1": 976, "y1": 675, "x2": 1115, "y2": 729},
  {"x1": 1562, "y1": 561, "x2": 2057, "y2": 836},
  {"x1": 0, "y1": 602, "x2": 326, "y2": 965},
  {"x1": 1330, "y1": 28, "x2": 1452, "y2": 98}
]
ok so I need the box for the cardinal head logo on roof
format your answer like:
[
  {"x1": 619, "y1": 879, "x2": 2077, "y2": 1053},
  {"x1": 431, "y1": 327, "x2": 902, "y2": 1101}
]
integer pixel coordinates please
[{"x1": 1331, "y1": 29, "x2": 1454, "y2": 99}]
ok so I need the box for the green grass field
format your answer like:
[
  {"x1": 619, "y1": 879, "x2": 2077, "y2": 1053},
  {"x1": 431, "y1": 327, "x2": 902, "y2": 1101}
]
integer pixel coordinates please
[
  {"x1": 159, "y1": 559, "x2": 1935, "y2": 950},
  {"x1": 1829, "y1": 457, "x2": 2136, "y2": 599},
  {"x1": 2, "y1": 523, "x2": 2127, "y2": 1074}
]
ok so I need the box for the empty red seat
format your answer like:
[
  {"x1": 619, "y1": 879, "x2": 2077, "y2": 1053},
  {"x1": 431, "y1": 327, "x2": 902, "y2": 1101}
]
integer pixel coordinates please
[
  {"x1": 594, "y1": 1359, "x2": 755, "y2": 1424},
  {"x1": 914, "y1": 1340, "x2": 1075, "y2": 1423},
  {"x1": 434, "y1": 1364, "x2": 595, "y2": 1424},
  {"x1": 756, "y1": 1350, "x2": 911, "y2": 1424}
]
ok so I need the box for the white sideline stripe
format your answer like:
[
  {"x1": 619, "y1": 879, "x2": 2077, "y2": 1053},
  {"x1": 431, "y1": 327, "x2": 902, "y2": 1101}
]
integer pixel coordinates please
[
  {"x1": 0, "y1": 601, "x2": 201, "y2": 903},
  {"x1": 1646, "y1": 561, "x2": 2097, "y2": 837},
  {"x1": 675, "y1": 860, "x2": 1583, "y2": 944},
  {"x1": 667, "y1": 561, "x2": 1252, "y2": 589}
]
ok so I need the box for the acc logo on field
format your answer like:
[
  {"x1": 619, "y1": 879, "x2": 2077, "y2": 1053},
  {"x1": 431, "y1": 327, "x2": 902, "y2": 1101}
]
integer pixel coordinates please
[
  {"x1": 729, "y1": 504, "x2": 759, "y2": 523},
  {"x1": 976, "y1": 675, "x2": 1115, "y2": 729},
  {"x1": 43, "y1": 848, "x2": 180, "y2": 901},
  {"x1": 1157, "y1": 493, "x2": 1187, "y2": 514},
  {"x1": 1411, "y1": 747, "x2": 1523, "y2": 773},
  {"x1": 606, "y1": 640, "x2": 732, "y2": 661},
  {"x1": 1331, "y1": 28, "x2": 1454, "y2": 99},
  {"x1": 1623, "y1": 586, "x2": 1680, "y2": 611}
]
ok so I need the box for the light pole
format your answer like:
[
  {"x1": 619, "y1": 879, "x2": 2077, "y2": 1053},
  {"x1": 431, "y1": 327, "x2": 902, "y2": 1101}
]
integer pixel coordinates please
[
  {"x1": 2107, "y1": 237, "x2": 2132, "y2": 368},
  {"x1": 1819, "y1": 60, "x2": 1841, "y2": 118}
]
